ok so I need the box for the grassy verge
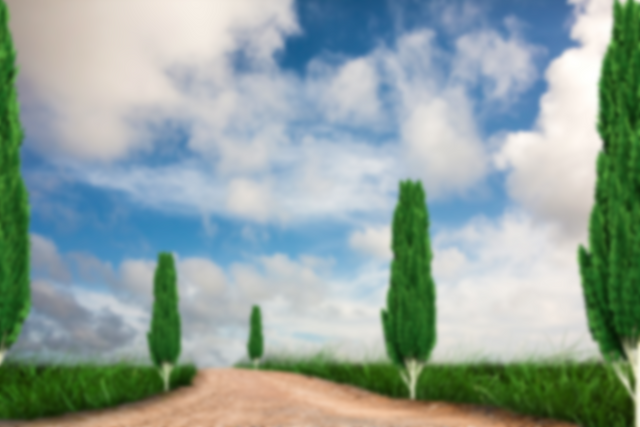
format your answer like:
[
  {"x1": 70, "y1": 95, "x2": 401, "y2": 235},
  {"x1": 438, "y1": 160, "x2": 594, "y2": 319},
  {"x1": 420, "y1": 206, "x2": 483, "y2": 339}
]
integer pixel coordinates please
[{"x1": 0, "y1": 338, "x2": 633, "y2": 426}]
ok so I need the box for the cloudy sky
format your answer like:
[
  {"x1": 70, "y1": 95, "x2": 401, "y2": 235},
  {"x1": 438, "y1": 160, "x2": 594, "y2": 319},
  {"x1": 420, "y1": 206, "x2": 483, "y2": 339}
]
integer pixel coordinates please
[{"x1": 5, "y1": 0, "x2": 621, "y2": 369}]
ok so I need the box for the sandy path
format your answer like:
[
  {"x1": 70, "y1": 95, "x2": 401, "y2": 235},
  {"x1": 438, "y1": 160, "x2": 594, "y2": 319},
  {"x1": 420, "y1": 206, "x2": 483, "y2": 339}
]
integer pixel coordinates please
[{"x1": 0, "y1": 367, "x2": 583, "y2": 427}]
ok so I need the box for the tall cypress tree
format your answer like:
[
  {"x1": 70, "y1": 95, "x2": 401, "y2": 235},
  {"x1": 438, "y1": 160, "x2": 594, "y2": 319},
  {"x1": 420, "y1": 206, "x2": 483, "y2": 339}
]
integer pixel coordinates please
[
  {"x1": 247, "y1": 305, "x2": 264, "y2": 369},
  {"x1": 147, "y1": 252, "x2": 182, "y2": 393},
  {"x1": 577, "y1": 0, "x2": 640, "y2": 424},
  {"x1": 381, "y1": 179, "x2": 436, "y2": 400},
  {"x1": 0, "y1": 0, "x2": 30, "y2": 368}
]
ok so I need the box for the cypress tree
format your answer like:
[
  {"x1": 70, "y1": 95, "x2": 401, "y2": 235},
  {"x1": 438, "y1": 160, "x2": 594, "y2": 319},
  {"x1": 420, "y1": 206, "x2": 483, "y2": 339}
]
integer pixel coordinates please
[
  {"x1": 147, "y1": 252, "x2": 182, "y2": 392},
  {"x1": 577, "y1": 1, "x2": 640, "y2": 424},
  {"x1": 381, "y1": 179, "x2": 436, "y2": 400},
  {"x1": 0, "y1": 0, "x2": 31, "y2": 368},
  {"x1": 247, "y1": 305, "x2": 264, "y2": 369}
]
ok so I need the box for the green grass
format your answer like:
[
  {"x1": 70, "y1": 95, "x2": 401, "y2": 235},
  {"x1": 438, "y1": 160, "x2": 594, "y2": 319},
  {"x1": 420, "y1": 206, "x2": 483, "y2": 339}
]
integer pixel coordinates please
[{"x1": 0, "y1": 336, "x2": 634, "y2": 426}]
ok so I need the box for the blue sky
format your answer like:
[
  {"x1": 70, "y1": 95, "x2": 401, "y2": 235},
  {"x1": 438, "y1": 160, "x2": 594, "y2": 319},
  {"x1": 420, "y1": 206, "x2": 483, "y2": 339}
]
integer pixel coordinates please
[{"x1": 6, "y1": 0, "x2": 617, "y2": 369}]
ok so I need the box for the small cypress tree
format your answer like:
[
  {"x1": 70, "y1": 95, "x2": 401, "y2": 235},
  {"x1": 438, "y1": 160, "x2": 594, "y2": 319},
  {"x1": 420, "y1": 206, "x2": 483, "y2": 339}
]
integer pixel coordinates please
[
  {"x1": 0, "y1": 0, "x2": 31, "y2": 368},
  {"x1": 147, "y1": 252, "x2": 182, "y2": 392},
  {"x1": 381, "y1": 179, "x2": 437, "y2": 400},
  {"x1": 247, "y1": 305, "x2": 264, "y2": 369}
]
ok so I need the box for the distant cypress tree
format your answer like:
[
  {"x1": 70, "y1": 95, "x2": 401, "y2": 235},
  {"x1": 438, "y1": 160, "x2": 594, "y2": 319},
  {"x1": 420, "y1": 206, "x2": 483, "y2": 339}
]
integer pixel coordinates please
[
  {"x1": 0, "y1": 0, "x2": 31, "y2": 368},
  {"x1": 247, "y1": 305, "x2": 264, "y2": 369},
  {"x1": 147, "y1": 252, "x2": 182, "y2": 392},
  {"x1": 381, "y1": 179, "x2": 436, "y2": 400}
]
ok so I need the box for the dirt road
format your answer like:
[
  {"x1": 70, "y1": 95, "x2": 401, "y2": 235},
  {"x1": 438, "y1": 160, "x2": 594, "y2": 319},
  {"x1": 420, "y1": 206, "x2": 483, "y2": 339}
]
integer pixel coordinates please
[{"x1": 0, "y1": 368, "x2": 584, "y2": 427}]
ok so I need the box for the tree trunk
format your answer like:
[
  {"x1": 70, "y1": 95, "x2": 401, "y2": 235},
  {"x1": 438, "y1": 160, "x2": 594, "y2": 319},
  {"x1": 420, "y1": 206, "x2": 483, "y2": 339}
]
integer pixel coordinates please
[
  {"x1": 637, "y1": 352, "x2": 640, "y2": 427},
  {"x1": 400, "y1": 358, "x2": 425, "y2": 400},
  {"x1": 160, "y1": 362, "x2": 174, "y2": 392}
]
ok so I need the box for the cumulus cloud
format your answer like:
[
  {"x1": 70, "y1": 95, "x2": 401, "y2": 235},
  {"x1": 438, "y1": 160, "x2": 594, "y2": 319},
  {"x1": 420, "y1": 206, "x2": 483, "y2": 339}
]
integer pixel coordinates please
[
  {"x1": 7, "y1": 0, "x2": 619, "y2": 368},
  {"x1": 30, "y1": 234, "x2": 72, "y2": 284},
  {"x1": 449, "y1": 21, "x2": 546, "y2": 104},
  {"x1": 491, "y1": 0, "x2": 613, "y2": 240},
  {"x1": 8, "y1": 0, "x2": 301, "y2": 163},
  {"x1": 308, "y1": 57, "x2": 383, "y2": 125}
]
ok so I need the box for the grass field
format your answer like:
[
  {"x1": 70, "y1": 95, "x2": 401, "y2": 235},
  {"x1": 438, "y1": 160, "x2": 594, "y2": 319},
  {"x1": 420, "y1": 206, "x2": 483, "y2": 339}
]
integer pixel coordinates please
[{"x1": 0, "y1": 337, "x2": 633, "y2": 427}]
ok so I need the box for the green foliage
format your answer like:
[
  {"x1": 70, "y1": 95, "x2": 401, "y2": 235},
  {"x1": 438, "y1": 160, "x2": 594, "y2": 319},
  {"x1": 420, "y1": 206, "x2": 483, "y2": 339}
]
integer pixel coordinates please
[
  {"x1": 0, "y1": 351, "x2": 198, "y2": 421},
  {"x1": 247, "y1": 305, "x2": 263, "y2": 363},
  {"x1": 0, "y1": 337, "x2": 631, "y2": 426},
  {"x1": 578, "y1": 0, "x2": 640, "y2": 367},
  {"x1": 381, "y1": 180, "x2": 436, "y2": 369},
  {"x1": 147, "y1": 252, "x2": 182, "y2": 370},
  {"x1": 1, "y1": 297, "x2": 30, "y2": 350},
  {"x1": 230, "y1": 341, "x2": 628, "y2": 427},
  {"x1": 0, "y1": 0, "x2": 31, "y2": 354}
]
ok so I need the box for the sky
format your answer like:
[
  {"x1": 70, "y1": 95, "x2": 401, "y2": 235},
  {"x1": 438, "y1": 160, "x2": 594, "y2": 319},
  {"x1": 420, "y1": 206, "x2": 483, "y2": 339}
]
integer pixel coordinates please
[{"x1": 3, "y1": 0, "x2": 623, "y2": 369}]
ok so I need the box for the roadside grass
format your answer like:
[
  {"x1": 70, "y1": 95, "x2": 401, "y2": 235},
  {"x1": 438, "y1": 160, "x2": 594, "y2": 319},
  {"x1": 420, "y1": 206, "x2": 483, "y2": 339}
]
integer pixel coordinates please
[
  {"x1": 233, "y1": 337, "x2": 634, "y2": 427},
  {"x1": 0, "y1": 350, "x2": 199, "y2": 421},
  {"x1": 0, "y1": 336, "x2": 633, "y2": 427}
]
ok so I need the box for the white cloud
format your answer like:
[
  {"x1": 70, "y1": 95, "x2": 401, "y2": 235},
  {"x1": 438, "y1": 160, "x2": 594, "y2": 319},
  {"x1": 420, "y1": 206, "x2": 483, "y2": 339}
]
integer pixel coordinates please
[
  {"x1": 399, "y1": 87, "x2": 489, "y2": 199},
  {"x1": 433, "y1": 0, "x2": 488, "y2": 35},
  {"x1": 8, "y1": 0, "x2": 622, "y2": 368},
  {"x1": 179, "y1": 257, "x2": 228, "y2": 299},
  {"x1": 117, "y1": 258, "x2": 158, "y2": 301},
  {"x1": 30, "y1": 234, "x2": 72, "y2": 284},
  {"x1": 348, "y1": 225, "x2": 392, "y2": 260},
  {"x1": 225, "y1": 177, "x2": 281, "y2": 224},
  {"x1": 449, "y1": 23, "x2": 545, "y2": 103},
  {"x1": 313, "y1": 57, "x2": 382, "y2": 125},
  {"x1": 8, "y1": 0, "x2": 300, "y2": 162},
  {"x1": 491, "y1": 0, "x2": 614, "y2": 240},
  {"x1": 13, "y1": 0, "x2": 546, "y2": 223},
  {"x1": 17, "y1": 199, "x2": 601, "y2": 368}
]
